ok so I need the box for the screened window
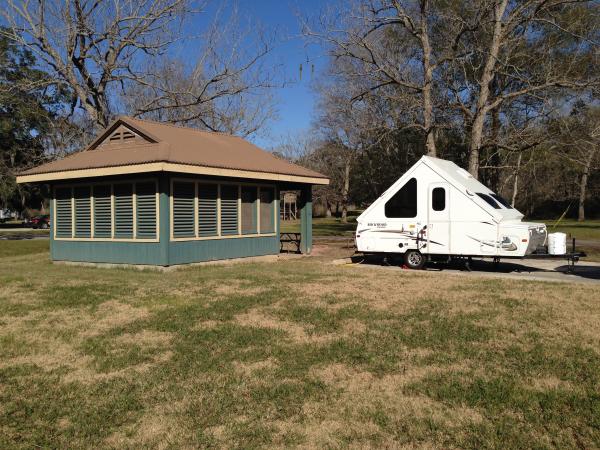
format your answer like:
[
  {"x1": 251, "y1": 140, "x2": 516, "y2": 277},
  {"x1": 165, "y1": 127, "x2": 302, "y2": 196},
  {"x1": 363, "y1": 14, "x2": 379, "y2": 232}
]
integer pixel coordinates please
[
  {"x1": 136, "y1": 182, "x2": 157, "y2": 239},
  {"x1": 476, "y1": 193, "x2": 501, "y2": 209},
  {"x1": 170, "y1": 181, "x2": 275, "y2": 240},
  {"x1": 55, "y1": 187, "x2": 72, "y2": 238},
  {"x1": 74, "y1": 186, "x2": 91, "y2": 237},
  {"x1": 93, "y1": 185, "x2": 112, "y2": 238},
  {"x1": 490, "y1": 193, "x2": 513, "y2": 209},
  {"x1": 114, "y1": 184, "x2": 134, "y2": 238},
  {"x1": 385, "y1": 178, "x2": 417, "y2": 218},
  {"x1": 432, "y1": 187, "x2": 446, "y2": 211},
  {"x1": 172, "y1": 181, "x2": 195, "y2": 238},
  {"x1": 241, "y1": 186, "x2": 258, "y2": 234},
  {"x1": 260, "y1": 188, "x2": 275, "y2": 234},
  {"x1": 198, "y1": 183, "x2": 218, "y2": 237},
  {"x1": 54, "y1": 181, "x2": 157, "y2": 240},
  {"x1": 220, "y1": 185, "x2": 239, "y2": 236}
]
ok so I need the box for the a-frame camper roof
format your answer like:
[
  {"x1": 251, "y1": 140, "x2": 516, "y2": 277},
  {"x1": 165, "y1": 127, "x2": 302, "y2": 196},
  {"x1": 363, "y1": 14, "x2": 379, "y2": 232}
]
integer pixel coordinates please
[{"x1": 358, "y1": 156, "x2": 523, "y2": 222}]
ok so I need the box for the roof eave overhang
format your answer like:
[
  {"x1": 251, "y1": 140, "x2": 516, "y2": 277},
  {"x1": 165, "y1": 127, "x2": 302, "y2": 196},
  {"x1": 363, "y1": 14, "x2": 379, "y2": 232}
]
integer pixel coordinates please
[{"x1": 16, "y1": 162, "x2": 330, "y2": 185}]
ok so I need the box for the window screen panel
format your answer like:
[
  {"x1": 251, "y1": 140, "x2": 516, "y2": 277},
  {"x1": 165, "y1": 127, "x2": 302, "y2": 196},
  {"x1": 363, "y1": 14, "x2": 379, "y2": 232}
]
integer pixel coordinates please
[
  {"x1": 136, "y1": 182, "x2": 157, "y2": 239},
  {"x1": 385, "y1": 178, "x2": 417, "y2": 218},
  {"x1": 241, "y1": 186, "x2": 258, "y2": 234},
  {"x1": 432, "y1": 187, "x2": 446, "y2": 211},
  {"x1": 114, "y1": 183, "x2": 134, "y2": 238},
  {"x1": 74, "y1": 186, "x2": 91, "y2": 237},
  {"x1": 93, "y1": 185, "x2": 112, "y2": 238},
  {"x1": 55, "y1": 187, "x2": 72, "y2": 238},
  {"x1": 198, "y1": 183, "x2": 218, "y2": 237},
  {"x1": 173, "y1": 181, "x2": 195, "y2": 238},
  {"x1": 220, "y1": 185, "x2": 239, "y2": 236},
  {"x1": 259, "y1": 188, "x2": 275, "y2": 234}
]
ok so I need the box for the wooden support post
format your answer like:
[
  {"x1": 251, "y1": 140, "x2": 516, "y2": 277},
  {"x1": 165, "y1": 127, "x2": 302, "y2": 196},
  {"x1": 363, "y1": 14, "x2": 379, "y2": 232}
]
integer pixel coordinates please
[{"x1": 300, "y1": 185, "x2": 312, "y2": 254}]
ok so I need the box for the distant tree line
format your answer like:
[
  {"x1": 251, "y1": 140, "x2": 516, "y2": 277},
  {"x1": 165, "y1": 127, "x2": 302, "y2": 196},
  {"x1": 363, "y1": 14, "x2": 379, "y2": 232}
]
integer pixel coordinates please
[
  {"x1": 0, "y1": 0, "x2": 598, "y2": 223},
  {"x1": 298, "y1": 0, "x2": 599, "y2": 221}
]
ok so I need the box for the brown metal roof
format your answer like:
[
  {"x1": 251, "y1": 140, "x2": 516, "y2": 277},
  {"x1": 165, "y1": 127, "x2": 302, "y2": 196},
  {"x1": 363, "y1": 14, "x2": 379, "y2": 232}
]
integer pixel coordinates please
[{"x1": 18, "y1": 117, "x2": 328, "y2": 183}]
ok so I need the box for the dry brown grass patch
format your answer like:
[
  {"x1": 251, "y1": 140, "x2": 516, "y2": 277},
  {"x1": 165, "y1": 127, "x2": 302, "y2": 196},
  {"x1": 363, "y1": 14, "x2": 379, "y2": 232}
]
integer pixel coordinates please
[
  {"x1": 234, "y1": 309, "x2": 336, "y2": 344},
  {"x1": 233, "y1": 357, "x2": 278, "y2": 377},
  {"x1": 115, "y1": 330, "x2": 174, "y2": 348}
]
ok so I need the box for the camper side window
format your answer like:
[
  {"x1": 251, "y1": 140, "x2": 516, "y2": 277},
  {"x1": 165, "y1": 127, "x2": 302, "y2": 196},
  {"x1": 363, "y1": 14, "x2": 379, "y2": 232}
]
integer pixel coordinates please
[
  {"x1": 432, "y1": 187, "x2": 445, "y2": 211},
  {"x1": 385, "y1": 178, "x2": 417, "y2": 218},
  {"x1": 476, "y1": 193, "x2": 501, "y2": 209}
]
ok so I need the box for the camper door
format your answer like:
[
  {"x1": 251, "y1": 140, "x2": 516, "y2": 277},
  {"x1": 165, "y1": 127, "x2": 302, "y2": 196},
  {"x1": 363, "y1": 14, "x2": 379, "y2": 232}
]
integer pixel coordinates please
[{"x1": 427, "y1": 183, "x2": 450, "y2": 254}]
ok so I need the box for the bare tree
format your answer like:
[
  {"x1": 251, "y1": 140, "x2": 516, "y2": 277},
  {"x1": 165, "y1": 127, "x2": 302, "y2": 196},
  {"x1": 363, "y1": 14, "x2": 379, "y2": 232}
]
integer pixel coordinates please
[
  {"x1": 124, "y1": 8, "x2": 279, "y2": 137},
  {"x1": 446, "y1": 0, "x2": 599, "y2": 177},
  {"x1": 551, "y1": 103, "x2": 600, "y2": 221},
  {"x1": 303, "y1": 0, "x2": 450, "y2": 156},
  {"x1": 1, "y1": 0, "x2": 202, "y2": 129}
]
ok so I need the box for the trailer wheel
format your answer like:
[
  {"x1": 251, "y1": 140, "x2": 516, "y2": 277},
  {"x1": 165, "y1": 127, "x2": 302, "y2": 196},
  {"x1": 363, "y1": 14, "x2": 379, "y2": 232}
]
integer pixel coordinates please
[{"x1": 404, "y1": 250, "x2": 425, "y2": 270}]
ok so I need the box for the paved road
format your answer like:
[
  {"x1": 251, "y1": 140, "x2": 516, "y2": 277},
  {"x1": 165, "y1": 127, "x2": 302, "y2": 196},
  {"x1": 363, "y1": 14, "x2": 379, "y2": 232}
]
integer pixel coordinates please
[{"x1": 335, "y1": 256, "x2": 600, "y2": 285}]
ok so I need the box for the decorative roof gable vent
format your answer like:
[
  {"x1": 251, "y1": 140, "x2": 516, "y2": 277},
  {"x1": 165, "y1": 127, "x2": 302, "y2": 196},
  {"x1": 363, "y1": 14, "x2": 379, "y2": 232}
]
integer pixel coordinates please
[{"x1": 107, "y1": 126, "x2": 138, "y2": 144}]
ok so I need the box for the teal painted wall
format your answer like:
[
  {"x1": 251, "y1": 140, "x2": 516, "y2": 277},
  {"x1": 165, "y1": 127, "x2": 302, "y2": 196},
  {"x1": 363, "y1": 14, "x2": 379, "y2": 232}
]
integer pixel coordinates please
[
  {"x1": 300, "y1": 185, "x2": 313, "y2": 254},
  {"x1": 168, "y1": 236, "x2": 279, "y2": 265},
  {"x1": 52, "y1": 240, "x2": 164, "y2": 265}
]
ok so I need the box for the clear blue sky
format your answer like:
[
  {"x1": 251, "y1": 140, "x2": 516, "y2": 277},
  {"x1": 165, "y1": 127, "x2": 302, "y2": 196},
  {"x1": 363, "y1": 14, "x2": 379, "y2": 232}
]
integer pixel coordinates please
[{"x1": 217, "y1": 0, "x2": 329, "y2": 148}]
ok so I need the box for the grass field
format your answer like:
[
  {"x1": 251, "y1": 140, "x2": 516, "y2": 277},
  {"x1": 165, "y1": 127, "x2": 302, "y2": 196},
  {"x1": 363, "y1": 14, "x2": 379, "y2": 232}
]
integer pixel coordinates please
[
  {"x1": 1, "y1": 240, "x2": 600, "y2": 448},
  {"x1": 543, "y1": 219, "x2": 600, "y2": 241}
]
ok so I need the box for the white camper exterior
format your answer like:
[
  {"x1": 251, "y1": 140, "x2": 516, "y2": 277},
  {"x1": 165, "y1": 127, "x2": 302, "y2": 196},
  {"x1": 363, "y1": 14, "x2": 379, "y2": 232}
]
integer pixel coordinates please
[{"x1": 355, "y1": 156, "x2": 547, "y2": 267}]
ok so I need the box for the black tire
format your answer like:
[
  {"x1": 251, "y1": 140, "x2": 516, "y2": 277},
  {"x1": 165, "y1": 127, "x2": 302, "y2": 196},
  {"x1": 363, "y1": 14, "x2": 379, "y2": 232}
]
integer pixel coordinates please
[
  {"x1": 404, "y1": 250, "x2": 425, "y2": 270},
  {"x1": 40, "y1": 223, "x2": 49, "y2": 230}
]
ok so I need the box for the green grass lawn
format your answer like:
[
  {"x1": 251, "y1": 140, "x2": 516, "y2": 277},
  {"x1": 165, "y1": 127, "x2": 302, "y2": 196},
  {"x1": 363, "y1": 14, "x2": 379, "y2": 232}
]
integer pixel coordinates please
[
  {"x1": 542, "y1": 219, "x2": 600, "y2": 241},
  {"x1": 1, "y1": 241, "x2": 600, "y2": 448},
  {"x1": 0, "y1": 239, "x2": 49, "y2": 258}
]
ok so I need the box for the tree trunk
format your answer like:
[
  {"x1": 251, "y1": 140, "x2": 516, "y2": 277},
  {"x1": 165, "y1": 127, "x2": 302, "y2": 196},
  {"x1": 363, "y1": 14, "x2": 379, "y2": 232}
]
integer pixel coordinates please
[
  {"x1": 511, "y1": 152, "x2": 522, "y2": 207},
  {"x1": 488, "y1": 106, "x2": 501, "y2": 192},
  {"x1": 578, "y1": 148, "x2": 595, "y2": 221},
  {"x1": 420, "y1": 0, "x2": 436, "y2": 157},
  {"x1": 341, "y1": 158, "x2": 351, "y2": 222},
  {"x1": 468, "y1": 0, "x2": 508, "y2": 178}
]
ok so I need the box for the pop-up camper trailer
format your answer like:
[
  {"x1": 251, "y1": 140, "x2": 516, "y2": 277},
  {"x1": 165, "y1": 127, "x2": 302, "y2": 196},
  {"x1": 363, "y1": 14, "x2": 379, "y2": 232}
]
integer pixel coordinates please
[{"x1": 355, "y1": 156, "x2": 548, "y2": 269}]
